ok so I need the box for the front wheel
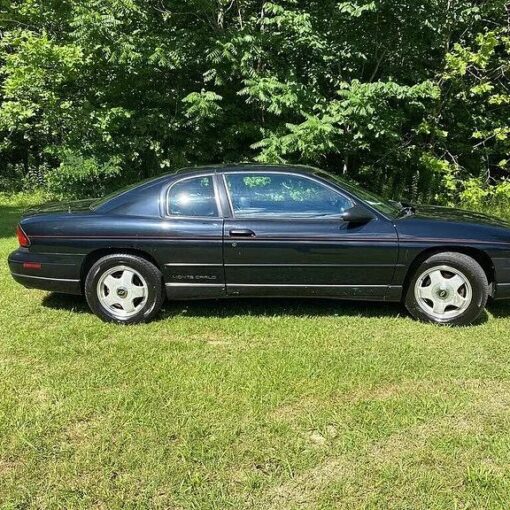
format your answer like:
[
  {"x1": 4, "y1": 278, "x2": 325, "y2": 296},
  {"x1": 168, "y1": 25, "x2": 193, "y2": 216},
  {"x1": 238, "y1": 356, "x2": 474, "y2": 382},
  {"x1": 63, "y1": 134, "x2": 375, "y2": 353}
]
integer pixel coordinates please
[
  {"x1": 85, "y1": 254, "x2": 164, "y2": 324},
  {"x1": 405, "y1": 252, "x2": 489, "y2": 326}
]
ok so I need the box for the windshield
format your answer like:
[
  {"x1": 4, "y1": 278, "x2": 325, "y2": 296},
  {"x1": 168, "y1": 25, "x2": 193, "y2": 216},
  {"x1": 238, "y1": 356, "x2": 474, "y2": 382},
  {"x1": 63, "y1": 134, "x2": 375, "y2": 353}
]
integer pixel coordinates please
[{"x1": 315, "y1": 170, "x2": 401, "y2": 218}]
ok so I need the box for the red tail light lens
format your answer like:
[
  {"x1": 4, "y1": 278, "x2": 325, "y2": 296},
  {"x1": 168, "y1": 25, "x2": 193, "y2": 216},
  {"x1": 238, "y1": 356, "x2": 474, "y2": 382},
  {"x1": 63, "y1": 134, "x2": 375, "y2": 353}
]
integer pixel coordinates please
[{"x1": 16, "y1": 225, "x2": 31, "y2": 247}]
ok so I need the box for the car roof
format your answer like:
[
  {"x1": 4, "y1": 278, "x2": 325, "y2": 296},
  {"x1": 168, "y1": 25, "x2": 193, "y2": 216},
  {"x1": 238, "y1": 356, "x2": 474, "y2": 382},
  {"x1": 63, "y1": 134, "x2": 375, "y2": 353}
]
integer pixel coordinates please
[
  {"x1": 170, "y1": 163, "x2": 320, "y2": 176},
  {"x1": 95, "y1": 164, "x2": 324, "y2": 211},
  {"x1": 110, "y1": 164, "x2": 311, "y2": 197}
]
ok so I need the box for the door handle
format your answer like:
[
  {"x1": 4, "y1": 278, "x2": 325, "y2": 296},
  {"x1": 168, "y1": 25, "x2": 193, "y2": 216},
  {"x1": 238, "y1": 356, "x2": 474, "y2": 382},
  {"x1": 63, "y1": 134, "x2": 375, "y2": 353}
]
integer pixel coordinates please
[{"x1": 229, "y1": 229, "x2": 256, "y2": 238}]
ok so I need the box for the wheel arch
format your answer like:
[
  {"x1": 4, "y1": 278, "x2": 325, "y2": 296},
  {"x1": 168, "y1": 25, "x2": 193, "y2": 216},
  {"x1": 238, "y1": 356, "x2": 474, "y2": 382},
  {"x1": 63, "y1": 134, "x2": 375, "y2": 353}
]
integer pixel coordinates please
[
  {"x1": 403, "y1": 246, "x2": 495, "y2": 297},
  {"x1": 80, "y1": 248, "x2": 162, "y2": 286}
]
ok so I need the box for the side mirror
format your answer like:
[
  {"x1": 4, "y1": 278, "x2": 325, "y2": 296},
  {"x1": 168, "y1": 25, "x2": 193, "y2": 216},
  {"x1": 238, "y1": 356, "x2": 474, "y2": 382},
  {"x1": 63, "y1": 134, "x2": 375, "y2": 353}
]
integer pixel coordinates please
[{"x1": 341, "y1": 205, "x2": 375, "y2": 224}]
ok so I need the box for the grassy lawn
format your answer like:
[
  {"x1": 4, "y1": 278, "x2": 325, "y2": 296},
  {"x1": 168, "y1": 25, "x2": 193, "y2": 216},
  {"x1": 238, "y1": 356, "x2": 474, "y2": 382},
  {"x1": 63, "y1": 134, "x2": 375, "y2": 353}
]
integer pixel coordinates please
[{"x1": 2, "y1": 196, "x2": 510, "y2": 509}]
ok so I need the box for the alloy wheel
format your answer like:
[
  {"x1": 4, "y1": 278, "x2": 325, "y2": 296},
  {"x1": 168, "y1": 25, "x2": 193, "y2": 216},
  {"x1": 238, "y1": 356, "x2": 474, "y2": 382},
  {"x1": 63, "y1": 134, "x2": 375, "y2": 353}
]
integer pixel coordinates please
[
  {"x1": 97, "y1": 265, "x2": 149, "y2": 319},
  {"x1": 414, "y1": 265, "x2": 472, "y2": 320}
]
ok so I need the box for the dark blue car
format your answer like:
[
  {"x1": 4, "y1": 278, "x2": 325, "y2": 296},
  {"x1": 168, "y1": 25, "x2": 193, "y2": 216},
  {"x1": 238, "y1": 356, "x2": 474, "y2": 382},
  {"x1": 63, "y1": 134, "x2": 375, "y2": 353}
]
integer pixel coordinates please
[{"x1": 8, "y1": 164, "x2": 510, "y2": 325}]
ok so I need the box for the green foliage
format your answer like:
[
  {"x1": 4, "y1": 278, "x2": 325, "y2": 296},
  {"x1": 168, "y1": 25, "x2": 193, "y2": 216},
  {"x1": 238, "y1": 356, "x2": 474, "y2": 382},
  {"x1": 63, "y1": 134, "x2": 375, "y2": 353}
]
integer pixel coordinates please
[
  {"x1": 337, "y1": 1, "x2": 377, "y2": 18},
  {"x1": 182, "y1": 90, "x2": 223, "y2": 121},
  {"x1": 460, "y1": 178, "x2": 510, "y2": 219},
  {"x1": 0, "y1": 0, "x2": 509, "y2": 211},
  {"x1": 44, "y1": 151, "x2": 121, "y2": 199},
  {"x1": 434, "y1": 25, "x2": 510, "y2": 209}
]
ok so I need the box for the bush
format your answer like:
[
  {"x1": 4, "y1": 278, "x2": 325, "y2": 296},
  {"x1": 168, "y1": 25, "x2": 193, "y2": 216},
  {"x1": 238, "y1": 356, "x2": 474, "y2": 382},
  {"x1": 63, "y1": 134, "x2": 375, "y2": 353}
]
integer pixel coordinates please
[
  {"x1": 460, "y1": 179, "x2": 510, "y2": 220},
  {"x1": 44, "y1": 151, "x2": 122, "y2": 200}
]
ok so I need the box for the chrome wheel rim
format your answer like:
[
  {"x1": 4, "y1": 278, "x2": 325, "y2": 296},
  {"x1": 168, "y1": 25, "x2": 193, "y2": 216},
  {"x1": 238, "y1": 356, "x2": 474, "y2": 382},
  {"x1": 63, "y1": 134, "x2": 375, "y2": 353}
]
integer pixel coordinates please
[
  {"x1": 414, "y1": 265, "x2": 472, "y2": 320},
  {"x1": 97, "y1": 265, "x2": 148, "y2": 319}
]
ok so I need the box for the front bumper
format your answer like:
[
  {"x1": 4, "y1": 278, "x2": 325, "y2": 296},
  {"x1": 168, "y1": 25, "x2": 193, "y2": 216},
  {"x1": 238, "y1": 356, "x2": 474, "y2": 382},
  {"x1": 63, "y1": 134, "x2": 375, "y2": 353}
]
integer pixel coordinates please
[
  {"x1": 494, "y1": 283, "x2": 510, "y2": 300},
  {"x1": 493, "y1": 254, "x2": 510, "y2": 300},
  {"x1": 8, "y1": 249, "x2": 83, "y2": 295}
]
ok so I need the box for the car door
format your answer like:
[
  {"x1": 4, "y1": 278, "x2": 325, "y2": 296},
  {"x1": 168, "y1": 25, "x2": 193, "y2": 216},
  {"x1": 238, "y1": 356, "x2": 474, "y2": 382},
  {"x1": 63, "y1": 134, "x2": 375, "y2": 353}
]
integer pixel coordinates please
[
  {"x1": 158, "y1": 173, "x2": 225, "y2": 298},
  {"x1": 221, "y1": 171, "x2": 399, "y2": 299}
]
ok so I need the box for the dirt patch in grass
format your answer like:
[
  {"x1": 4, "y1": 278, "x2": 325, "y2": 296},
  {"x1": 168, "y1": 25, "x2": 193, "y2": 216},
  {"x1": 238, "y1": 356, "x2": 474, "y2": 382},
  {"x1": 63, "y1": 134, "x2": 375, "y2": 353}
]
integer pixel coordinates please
[
  {"x1": 0, "y1": 460, "x2": 21, "y2": 476},
  {"x1": 271, "y1": 378, "x2": 510, "y2": 422},
  {"x1": 270, "y1": 380, "x2": 441, "y2": 423},
  {"x1": 64, "y1": 415, "x2": 106, "y2": 445},
  {"x1": 271, "y1": 398, "x2": 319, "y2": 422},
  {"x1": 268, "y1": 458, "x2": 351, "y2": 508},
  {"x1": 205, "y1": 339, "x2": 232, "y2": 347},
  {"x1": 260, "y1": 379, "x2": 510, "y2": 509}
]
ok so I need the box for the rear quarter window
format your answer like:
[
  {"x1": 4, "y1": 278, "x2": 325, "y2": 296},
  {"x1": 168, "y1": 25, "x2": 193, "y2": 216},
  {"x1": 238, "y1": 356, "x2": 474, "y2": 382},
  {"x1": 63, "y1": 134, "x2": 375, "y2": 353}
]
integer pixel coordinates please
[{"x1": 167, "y1": 176, "x2": 218, "y2": 217}]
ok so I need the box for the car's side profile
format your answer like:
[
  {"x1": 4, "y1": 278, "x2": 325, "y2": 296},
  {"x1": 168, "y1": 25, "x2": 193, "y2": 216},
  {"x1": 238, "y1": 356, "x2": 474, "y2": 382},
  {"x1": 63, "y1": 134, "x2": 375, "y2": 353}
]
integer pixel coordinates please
[{"x1": 8, "y1": 164, "x2": 510, "y2": 325}]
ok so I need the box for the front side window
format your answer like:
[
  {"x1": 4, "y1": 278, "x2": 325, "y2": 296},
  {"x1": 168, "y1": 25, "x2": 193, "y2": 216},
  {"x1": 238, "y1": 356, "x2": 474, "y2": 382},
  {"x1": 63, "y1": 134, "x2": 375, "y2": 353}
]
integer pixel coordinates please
[
  {"x1": 315, "y1": 169, "x2": 400, "y2": 218},
  {"x1": 224, "y1": 173, "x2": 352, "y2": 218},
  {"x1": 167, "y1": 176, "x2": 218, "y2": 217}
]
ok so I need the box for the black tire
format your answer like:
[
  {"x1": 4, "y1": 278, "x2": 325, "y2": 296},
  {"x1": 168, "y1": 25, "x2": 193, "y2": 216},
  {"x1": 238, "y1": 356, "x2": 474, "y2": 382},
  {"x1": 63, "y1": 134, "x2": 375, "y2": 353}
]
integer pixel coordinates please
[
  {"x1": 405, "y1": 252, "x2": 489, "y2": 326},
  {"x1": 85, "y1": 254, "x2": 164, "y2": 324}
]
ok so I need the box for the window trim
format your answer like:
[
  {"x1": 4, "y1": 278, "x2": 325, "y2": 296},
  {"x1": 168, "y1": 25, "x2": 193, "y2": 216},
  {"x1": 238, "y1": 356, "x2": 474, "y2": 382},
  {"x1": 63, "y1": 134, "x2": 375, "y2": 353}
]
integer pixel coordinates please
[
  {"x1": 222, "y1": 171, "x2": 355, "y2": 220},
  {"x1": 165, "y1": 174, "x2": 221, "y2": 219}
]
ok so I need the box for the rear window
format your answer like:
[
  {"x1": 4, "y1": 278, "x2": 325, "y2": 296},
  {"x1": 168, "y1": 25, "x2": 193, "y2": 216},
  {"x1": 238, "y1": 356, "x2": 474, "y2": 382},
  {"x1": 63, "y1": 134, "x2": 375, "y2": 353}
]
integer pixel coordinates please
[{"x1": 90, "y1": 177, "x2": 160, "y2": 210}]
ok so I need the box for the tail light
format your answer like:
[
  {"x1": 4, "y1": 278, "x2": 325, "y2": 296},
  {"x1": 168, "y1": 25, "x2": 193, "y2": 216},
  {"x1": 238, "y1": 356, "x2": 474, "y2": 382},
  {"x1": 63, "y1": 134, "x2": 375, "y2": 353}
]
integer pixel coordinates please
[{"x1": 16, "y1": 225, "x2": 31, "y2": 248}]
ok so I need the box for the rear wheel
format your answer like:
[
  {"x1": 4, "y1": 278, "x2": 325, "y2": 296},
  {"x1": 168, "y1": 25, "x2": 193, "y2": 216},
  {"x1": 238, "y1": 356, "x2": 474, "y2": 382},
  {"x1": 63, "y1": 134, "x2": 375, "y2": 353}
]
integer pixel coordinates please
[
  {"x1": 405, "y1": 252, "x2": 488, "y2": 326},
  {"x1": 85, "y1": 254, "x2": 164, "y2": 324}
]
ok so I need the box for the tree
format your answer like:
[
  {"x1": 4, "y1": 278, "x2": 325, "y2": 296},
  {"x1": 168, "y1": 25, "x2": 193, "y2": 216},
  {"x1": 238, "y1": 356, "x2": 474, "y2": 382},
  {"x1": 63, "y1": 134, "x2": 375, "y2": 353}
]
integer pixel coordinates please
[{"x1": 0, "y1": 0, "x2": 508, "y2": 209}]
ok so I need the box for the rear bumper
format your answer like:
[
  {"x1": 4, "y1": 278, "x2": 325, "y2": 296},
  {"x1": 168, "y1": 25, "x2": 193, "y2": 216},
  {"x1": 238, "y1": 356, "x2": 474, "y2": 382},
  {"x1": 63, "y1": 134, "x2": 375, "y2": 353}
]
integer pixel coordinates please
[
  {"x1": 10, "y1": 272, "x2": 82, "y2": 295},
  {"x1": 8, "y1": 249, "x2": 83, "y2": 295}
]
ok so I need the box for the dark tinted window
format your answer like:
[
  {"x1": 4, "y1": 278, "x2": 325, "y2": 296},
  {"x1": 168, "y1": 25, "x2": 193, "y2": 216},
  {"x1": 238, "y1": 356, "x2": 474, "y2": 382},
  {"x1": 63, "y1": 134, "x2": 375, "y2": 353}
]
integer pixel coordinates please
[
  {"x1": 225, "y1": 173, "x2": 352, "y2": 218},
  {"x1": 315, "y1": 169, "x2": 400, "y2": 217},
  {"x1": 167, "y1": 176, "x2": 218, "y2": 217}
]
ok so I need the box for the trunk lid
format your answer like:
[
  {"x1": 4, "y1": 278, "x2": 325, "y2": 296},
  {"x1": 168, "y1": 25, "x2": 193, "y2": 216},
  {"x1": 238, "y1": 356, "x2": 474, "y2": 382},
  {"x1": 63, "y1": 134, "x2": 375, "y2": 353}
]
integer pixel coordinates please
[{"x1": 22, "y1": 199, "x2": 97, "y2": 218}]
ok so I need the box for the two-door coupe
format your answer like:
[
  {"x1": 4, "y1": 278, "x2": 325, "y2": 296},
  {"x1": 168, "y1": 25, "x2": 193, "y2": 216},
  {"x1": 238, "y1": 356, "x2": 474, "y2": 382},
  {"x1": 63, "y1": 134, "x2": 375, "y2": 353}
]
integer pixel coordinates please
[{"x1": 8, "y1": 164, "x2": 510, "y2": 325}]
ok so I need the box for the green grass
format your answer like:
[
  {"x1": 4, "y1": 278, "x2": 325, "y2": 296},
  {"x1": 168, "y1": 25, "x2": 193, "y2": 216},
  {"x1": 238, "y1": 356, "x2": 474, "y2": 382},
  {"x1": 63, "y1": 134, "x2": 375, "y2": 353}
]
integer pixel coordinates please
[{"x1": 2, "y1": 197, "x2": 510, "y2": 509}]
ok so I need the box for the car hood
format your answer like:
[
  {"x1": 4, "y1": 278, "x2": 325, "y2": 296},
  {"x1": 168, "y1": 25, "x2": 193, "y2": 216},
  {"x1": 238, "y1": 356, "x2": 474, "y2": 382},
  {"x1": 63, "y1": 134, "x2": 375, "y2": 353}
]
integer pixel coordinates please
[
  {"x1": 23, "y1": 199, "x2": 97, "y2": 217},
  {"x1": 409, "y1": 205, "x2": 510, "y2": 228}
]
